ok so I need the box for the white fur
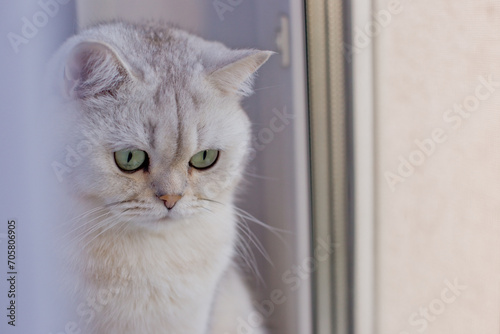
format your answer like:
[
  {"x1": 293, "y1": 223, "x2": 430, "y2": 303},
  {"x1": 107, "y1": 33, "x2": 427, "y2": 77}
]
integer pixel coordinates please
[{"x1": 49, "y1": 21, "x2": 271, "y2": 334}]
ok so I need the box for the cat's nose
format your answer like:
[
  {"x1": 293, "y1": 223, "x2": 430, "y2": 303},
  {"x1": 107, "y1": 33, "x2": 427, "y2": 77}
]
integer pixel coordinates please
[{"x1": 158, "y1": 194, "x2": 183, "y2": 209}]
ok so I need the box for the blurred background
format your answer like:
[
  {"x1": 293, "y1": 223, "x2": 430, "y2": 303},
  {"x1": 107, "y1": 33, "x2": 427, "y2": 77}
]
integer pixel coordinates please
[{"x1": 2, "y1": 0, "x2": 500, "y2": 334}]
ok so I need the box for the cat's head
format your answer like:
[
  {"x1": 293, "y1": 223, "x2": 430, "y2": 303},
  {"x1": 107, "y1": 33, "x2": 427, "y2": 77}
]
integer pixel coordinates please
[{"x1": 52, "y1": 22, "x2": 271, "y2": 225}]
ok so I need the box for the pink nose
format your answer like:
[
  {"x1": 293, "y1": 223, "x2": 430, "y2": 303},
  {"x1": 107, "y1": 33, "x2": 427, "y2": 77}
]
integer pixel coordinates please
[{"x1": 159, "y1": 194, "x2": 182, "y2": 209}]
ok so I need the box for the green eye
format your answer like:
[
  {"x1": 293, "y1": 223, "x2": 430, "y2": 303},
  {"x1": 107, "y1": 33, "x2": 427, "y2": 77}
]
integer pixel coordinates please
[
  {"x1": 189, "y1": 149, "x2": 219, "y2": 170},
  {"x1": 114, "y1": 149, "x2": 148, "y2": 172}
]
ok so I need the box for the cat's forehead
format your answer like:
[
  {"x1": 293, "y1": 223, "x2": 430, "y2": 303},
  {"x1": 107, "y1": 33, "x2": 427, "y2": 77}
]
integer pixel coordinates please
[
  {"x1": 151, "y1": 76, "x2": 204, "y2": 111},
  {"x1": 91, "y1": 82, "x2": 240, "y2": 155}
]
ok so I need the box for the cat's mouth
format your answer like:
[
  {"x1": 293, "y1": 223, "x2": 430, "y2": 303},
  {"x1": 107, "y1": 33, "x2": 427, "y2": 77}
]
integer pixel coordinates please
[
  {"x1": 121, "y1": 205, "x2": 182, "y2": 221},
  {"x1": 103, "y1": 195, "x2": 213, "y2": 224},
  {"x1": 110, "y1": 201, "x2": 196, "y2": 223}
]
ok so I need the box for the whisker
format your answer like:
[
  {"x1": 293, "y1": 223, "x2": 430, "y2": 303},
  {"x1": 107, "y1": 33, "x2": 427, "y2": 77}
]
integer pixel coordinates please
[
  {"x1": 198, "y1": 197, "x2": 272, "y2": 275},
  {"x1": 233, "y1": 207, "x2": 291, "y2": 244},
  {"x1": 199, "y1": 206, "x2": 214, "y2": 213},
  {"x1": 66, "y1": 205, "x2": 108, "y2": 223},
  {"x1": 198, "y1": 198, "x2": 225, "y2": 206},
  {"x1": 200, "y1": 198, "x2": 289, "y2": 236},
  {"x1": 199, "y1": 197, "x2": 286, "y2": 256},
  {"x1": 236, "y1": 222, "x2": 274, "y2": 267},
  {"x1": 61, "y1": 209, "x2": 113, "y2": 239},
  {"x1": 243, "y1": 172, "x2": 278, "y2": 181},
  {"x1": 235, "y1": 230, "x2": 264, "y2": 285},
  {"x1": 253, "y1": 83, "x2": 284, "y2": 92},
  {"x1": 81, "y1": 214, "x2": 131, "y2": 250},
  {"x1": 65, "y1": 213, "x2": 119, "y2": 247},
  {"x1": 236, "y1": 230, "x2": 258, "y2": 268}
]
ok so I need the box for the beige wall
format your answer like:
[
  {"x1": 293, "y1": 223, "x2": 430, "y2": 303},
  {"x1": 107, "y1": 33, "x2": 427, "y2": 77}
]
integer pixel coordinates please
[{"x1": 375, "y1": 0, "x2": 500, "y2": 333}]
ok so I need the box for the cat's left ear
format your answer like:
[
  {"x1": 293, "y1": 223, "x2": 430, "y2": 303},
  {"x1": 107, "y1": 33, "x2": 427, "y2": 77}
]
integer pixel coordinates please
[
  {"x1": 208, "y1": 50, "x2": 274, "y2": 97},
  {"x1": 62, "y1": 41, "x2": 141, "y2": 100}
]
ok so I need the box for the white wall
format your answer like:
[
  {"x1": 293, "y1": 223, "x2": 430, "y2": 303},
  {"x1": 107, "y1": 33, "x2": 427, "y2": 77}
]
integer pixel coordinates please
[
  {"x1": 0, "y1": 1, "x2": 78, "y2": 334},
  {"x1": 374, "y1": 0, "x2": 500, "y2": 333}
]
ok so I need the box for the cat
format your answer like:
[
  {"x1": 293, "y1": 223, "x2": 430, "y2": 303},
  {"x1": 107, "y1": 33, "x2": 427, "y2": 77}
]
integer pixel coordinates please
[{"x1": 48, "y1": 21, "x2": 272, "y2": 334}]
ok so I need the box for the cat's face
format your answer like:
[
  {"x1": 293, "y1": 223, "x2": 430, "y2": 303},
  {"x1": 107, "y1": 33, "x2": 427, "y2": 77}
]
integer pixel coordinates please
[
  {"x1": 54, "y1": 23, "x2": 271, "y2": 225},
  {"x1": 73, "y1": 80, "x2": 250, "y2": 223}
]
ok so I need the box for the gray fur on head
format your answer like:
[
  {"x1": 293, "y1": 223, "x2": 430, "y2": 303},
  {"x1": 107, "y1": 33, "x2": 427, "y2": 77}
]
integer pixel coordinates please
[
  {"x1": 51, "y1": 21, "x2": 272, "y2": 225},
  {"x1": 59, "y1": 21, "x2": 272, "y2": 101}
]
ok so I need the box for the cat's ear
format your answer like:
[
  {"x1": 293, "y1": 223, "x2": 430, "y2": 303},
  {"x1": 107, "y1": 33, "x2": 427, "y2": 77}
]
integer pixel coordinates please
[
  {"x1": 208, "y1": 50, "x2": 274, "y2": 97},
  {"x1": 63, "y1": 41, "x2": 137, "y2": 99}
]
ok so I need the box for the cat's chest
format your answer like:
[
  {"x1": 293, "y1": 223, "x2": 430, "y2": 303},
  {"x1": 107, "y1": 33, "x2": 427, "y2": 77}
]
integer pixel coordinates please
[
  {"x1": 81, "y1": 218, "x2": 236, "y2": 294},
  {"x1": 76, "y1": 223, "x2": 234, "y2": 333}
]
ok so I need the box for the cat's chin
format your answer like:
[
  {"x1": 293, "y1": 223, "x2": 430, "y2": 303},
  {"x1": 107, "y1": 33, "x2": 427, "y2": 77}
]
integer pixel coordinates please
[
  {"x1": 154, "y1": 211, "x2": 191, "y2": 223},
  {"x1": 122, "y1": 209, "x2": 196, "y2": 227}
]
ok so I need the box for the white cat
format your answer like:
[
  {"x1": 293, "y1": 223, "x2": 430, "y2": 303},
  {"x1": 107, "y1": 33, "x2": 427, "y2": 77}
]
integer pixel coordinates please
[{"x1": 49, "y1": 21, "x2": 271, "y2": 334}]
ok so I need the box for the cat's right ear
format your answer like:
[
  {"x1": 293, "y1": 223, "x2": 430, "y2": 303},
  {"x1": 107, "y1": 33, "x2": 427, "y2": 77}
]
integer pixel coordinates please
[
  {"x1": 207, "y1": 50, "x2": 274, "y2": 97},
  {"x1": 62, "y1": 41, "x2": 136, "y2": 99}
]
